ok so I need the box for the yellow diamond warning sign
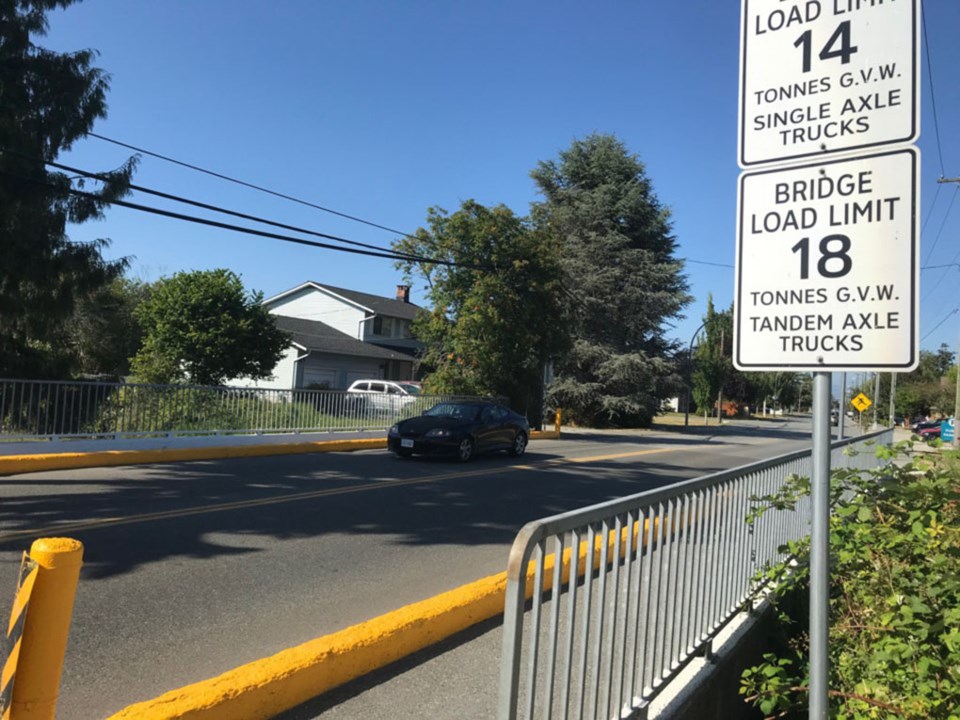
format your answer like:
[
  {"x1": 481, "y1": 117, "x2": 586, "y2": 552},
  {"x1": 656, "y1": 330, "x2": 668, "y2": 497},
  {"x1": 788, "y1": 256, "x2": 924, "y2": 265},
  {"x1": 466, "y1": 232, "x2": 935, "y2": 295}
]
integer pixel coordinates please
[{"x1": 851, "y1": 393, "x2": 872, "y2": 413}]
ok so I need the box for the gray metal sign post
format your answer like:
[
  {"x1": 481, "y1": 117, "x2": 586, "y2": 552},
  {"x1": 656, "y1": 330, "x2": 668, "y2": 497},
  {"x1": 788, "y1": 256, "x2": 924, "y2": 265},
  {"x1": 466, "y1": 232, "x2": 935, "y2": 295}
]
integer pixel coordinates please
[{"x1": 810, "y1": 372, "x2": 832, "y2": 719}]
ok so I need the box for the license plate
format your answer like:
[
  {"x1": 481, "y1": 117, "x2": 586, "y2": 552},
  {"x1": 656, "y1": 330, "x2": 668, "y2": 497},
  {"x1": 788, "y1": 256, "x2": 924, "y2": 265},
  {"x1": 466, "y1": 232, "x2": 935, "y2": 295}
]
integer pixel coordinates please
[{"x1": 401, "y1": 438, "x2": 414, "y2": 448}]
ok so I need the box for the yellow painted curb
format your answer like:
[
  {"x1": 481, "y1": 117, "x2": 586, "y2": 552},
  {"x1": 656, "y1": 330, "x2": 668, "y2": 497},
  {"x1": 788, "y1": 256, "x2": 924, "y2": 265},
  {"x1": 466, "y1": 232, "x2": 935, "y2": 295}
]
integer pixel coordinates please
[
  {"x1": 106, "y1": 521, "x2": 645, "y2": 720},
  {"x1": 0, "y1": 439, "x2": 387, "y2": 476},
  {"x1": 107, "y1": 570, "x2": 511, "y2": 720},
  {"x1": 0, "y1": 431, "x2": 562, "y2": 476}
]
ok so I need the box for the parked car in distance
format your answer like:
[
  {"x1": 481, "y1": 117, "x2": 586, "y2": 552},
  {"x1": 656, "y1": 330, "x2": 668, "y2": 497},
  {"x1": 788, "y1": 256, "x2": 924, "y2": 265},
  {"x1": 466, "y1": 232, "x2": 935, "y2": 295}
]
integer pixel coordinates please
[
  {"x1": 346, "y1": 379, "x2": 421, "y2": 411},
  {"x1": 387, "y1": 400, "x2": 530, "y2": 462},
  {"x1": 918, "y1": 422, "x2": 942, "y2": 440},
  {"x1": 911, "y1": 418, "x2": 941, "y2": 434}
]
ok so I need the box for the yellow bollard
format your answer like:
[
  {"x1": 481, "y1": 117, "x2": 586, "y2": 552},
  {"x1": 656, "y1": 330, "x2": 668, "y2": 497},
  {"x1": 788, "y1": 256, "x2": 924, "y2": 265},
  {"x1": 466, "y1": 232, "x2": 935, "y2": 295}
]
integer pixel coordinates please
[
  {"x1": 555, "y1": 408, "x2": 562, "y2": 434},
  {"x1": 12, "y1": 538, "x2": 83, "y2": 720}
]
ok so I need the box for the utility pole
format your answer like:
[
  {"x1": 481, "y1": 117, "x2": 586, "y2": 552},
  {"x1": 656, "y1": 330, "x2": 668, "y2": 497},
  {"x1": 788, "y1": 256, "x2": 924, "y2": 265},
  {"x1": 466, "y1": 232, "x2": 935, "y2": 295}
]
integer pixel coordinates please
[
  {"x1": 954, "y1": 325, "x2": 960, "y2": 448},
  {"x1": 873, "y1": 373, "x2": 881, "y2": 429},
  {"x1": 717, "y1": 327, "x2": 725, "y2": 424},
  {"x1": 889, "y1": 372, "x2": 897, "y2": 428},
  {"x1": 938, "y1": 177, "x2": 960, "y2": 448},
  {"x1": 837, "y1": 372, "x2": 846, "y2": 440}
]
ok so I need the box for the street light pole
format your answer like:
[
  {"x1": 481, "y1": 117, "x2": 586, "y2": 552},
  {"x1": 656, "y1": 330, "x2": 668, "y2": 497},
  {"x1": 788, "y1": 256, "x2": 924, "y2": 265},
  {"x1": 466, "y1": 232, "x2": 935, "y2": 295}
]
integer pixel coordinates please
[
  {"x1": 939, "y1": 178, "x2": 960, "y2": 448},
  {"x1": 684, "y1": 320, "x2": 707, "y2": 428}
]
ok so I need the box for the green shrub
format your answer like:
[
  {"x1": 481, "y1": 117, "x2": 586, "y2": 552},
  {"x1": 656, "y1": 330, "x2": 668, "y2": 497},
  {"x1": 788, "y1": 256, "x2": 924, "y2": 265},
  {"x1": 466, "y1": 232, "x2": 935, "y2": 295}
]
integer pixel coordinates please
[{"x1": 742, "y1": 442, "x2": 960, "y2": 719}]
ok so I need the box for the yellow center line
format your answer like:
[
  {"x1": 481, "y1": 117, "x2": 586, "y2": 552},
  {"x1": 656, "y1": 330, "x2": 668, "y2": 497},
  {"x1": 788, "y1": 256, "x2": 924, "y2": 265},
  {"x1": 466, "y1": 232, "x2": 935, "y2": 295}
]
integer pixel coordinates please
[{"x1": 0, "y1": 445, "x2": 684, "y2": 543}]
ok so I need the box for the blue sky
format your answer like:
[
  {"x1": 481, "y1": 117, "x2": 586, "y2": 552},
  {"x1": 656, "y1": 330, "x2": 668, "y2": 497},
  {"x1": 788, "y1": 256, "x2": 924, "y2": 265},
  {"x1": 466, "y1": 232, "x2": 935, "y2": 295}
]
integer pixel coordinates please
[{"x1": 44, "y1": 0, "x2": 959, "y2": 359}]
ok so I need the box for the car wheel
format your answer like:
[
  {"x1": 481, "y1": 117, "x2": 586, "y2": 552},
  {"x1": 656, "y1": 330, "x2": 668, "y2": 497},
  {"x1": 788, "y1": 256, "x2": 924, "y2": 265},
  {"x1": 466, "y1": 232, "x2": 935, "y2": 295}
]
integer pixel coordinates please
[
  {"x1": 508, "y1": 431, "x2": 527, "y2": 457},
  {"x1": 457, "y1": 437, "x2": 474, "y2": 463}
]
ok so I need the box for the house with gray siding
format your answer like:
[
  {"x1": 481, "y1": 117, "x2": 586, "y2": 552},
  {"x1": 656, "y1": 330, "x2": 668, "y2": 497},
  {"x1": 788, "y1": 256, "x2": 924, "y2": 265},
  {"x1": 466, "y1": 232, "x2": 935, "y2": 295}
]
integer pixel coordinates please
[{"x1": 243, "y1": 281, "x2": 424, "y2": 390}]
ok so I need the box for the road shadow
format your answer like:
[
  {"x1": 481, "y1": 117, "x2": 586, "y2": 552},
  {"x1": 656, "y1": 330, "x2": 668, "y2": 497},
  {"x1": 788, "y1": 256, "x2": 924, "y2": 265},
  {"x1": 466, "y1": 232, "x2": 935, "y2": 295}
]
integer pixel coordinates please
[{"x1": 0, "y1": 427, "x2": 817, "y2": 582}]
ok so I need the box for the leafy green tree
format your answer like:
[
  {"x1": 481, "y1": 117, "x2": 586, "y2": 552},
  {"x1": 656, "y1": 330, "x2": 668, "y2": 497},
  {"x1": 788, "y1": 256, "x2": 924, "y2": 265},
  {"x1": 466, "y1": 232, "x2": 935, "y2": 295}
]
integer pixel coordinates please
[
  {"x1": 0, "y1": 0, "x2": 136, "y2": 378},
  {"x1": 749, "y1": 371, "x2": 801, "y2": 412},
  {"x1": 393, "y1": 201, "x2": 569, "y2": 421},
  {"x1": 531, "y1": 133, "x2": 691, "y2": 427},
  {"x1": 130, "y1": 269, "x2": 289, "y2": 386}
]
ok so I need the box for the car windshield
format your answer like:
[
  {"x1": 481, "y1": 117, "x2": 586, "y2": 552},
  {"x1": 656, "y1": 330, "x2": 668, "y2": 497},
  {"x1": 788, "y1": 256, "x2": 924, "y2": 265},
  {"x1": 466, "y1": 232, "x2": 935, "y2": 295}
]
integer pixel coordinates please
[
  {"x1": 425, "y1": 403, "x2": 483, "y2": 420},
  {"x1": 398, "y1": 383, "x2": 421, "y2": 395}
]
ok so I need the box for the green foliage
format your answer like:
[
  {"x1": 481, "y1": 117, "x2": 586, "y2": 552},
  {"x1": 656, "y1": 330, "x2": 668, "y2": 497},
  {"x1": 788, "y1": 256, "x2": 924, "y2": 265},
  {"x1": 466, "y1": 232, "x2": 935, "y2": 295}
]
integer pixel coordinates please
[
  {"x1": 742, "y1": 443, "x2": 960, "y2": 718},
  {"x1": 848, "y1": 346, "x2": 957, "y2": 421},
  {"x1": 62, "y1": 277, "x2": 149, "y2": 377},
  {"x1": 91, "y1": 385, "x2": 374, "y2": 435},
  {"x1": 531, "y1": 133, "x2": 691, "y2": 427},
  {"x1": 130, "y1": 269, "x2": 290, "y2": 386},
  {"x1": 748, "y1": 371, "x2": 802, "y2": 411},
  {"x1": 0, "y1": 0, "x2": 136, "y2": 378},
  {"x1": 392, "y1": 200, "x2": 569, "y2": 419}
]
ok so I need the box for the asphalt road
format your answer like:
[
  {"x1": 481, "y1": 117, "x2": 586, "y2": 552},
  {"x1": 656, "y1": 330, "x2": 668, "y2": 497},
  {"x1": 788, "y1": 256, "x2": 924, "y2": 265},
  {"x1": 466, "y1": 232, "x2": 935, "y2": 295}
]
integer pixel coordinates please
[{"x1": 0, "y1": 417, "x2": 823, "y2": 719}]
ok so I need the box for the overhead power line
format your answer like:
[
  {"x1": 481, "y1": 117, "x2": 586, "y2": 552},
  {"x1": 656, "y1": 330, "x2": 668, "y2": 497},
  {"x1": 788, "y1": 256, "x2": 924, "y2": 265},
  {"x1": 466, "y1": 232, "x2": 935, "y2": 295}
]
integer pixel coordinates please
[
  {"x1": 923, "y1": 263, "x2": 960, "y2": 271},
  {"x1": 921, "y1": 0, "x2": 947, "y2": 177},
  {"x1": 86, "y1": 132, "x2": 734, "y2": 272},
  {"x1": 686, "y1": 259, "x2": 733, "y2": 268},
  {"x1": 88, "y1": 132, "x2": 418, "y2": 240},
  {"x1": 922, "y1": 184, "x2": 958, "y2": 267},
  {"x1": 921, "y1": 306, "x2": 958, "y2": 343},
  {"x1": 41, "y1": 156, "x2": 430, "y2": 264},
  {"x1": 0, "y1": 163, "x2": 492, "y2": 271}
]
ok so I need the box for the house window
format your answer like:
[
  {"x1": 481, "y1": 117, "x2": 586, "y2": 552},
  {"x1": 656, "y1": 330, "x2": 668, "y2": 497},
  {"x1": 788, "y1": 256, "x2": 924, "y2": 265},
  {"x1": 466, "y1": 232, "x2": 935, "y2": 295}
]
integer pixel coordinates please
[{"x1": 373, "y1": 316, "x2": 383, "y2": 335}]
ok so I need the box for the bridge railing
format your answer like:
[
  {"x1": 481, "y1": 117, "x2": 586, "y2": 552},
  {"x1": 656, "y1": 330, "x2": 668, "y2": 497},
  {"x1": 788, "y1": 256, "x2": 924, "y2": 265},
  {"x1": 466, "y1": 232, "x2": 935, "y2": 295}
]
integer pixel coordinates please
[
  {"x1": 0, "y1": 378, "x2": 480, "y2": 440},
  {"x1": 498, "y1": 428, "x2": 893, "y2": 720}
]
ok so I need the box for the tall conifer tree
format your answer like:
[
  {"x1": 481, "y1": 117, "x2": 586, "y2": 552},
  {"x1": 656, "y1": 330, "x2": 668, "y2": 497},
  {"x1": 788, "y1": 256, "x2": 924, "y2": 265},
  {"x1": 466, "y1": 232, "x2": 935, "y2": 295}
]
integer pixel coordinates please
[
  {"x1": 531, "y1": 134, "x2": 691, "y2": 427},
  {"x1": 0, "y1": 0, "x2": 135, "y2": 377}
]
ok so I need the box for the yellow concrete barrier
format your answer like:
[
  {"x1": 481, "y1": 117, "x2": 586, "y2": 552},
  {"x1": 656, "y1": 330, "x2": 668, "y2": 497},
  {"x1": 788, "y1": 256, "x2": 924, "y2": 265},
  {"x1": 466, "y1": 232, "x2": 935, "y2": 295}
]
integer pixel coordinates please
[
  {"x1": 0, "y1": 439, "x2": 386, "y2": 476},
  {"x1": 107, "y1": 519, "x2": 658, "y2": 720},
  {"x1": 10, "y1": 538, "x2": 83, "y2": 720}
]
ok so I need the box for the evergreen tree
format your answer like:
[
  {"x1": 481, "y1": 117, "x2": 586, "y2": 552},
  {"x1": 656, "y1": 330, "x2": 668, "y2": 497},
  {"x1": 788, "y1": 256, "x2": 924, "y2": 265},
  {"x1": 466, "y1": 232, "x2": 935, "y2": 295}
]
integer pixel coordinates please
[
  {"x1": 0, "y1": 0, "x2": 135, "y2": 378},
  {"x1": 531, "y1": 134, "x2": 691, "y2": 427}
]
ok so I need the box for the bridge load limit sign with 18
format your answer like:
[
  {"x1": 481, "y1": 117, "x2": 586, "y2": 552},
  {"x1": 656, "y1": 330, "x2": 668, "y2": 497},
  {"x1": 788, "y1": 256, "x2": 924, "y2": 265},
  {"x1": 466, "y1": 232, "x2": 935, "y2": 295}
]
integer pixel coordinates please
[{"x1": 733, "y1": 147, "x2": 918, "y2": 372}]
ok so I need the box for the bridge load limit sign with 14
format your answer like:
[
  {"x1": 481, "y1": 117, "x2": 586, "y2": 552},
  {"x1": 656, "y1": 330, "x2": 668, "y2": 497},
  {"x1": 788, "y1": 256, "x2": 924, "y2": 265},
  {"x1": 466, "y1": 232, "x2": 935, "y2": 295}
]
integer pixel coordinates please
[
  {"x1": 739, "y1": 0, "x2": 918, "y2": 167},
  {"x1": 733, "y1": 148, "x2": 918, "y2": 371}
]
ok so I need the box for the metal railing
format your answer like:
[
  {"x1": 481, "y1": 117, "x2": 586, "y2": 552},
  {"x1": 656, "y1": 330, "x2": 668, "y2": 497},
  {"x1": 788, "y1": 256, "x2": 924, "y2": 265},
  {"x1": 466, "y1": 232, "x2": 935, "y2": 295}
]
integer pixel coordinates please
[
  {"x1": 498, "y1": 428, "x2": 893, "y2": 720},
  {"x1": 0, "y1": 378, "x2": 481, "y2": 441}
]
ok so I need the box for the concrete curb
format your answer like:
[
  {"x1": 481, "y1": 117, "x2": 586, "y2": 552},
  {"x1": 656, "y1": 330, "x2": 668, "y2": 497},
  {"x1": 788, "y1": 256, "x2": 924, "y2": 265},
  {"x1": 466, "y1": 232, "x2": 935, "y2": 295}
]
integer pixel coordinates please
[
  {"x1": 104, "y1": 522, "x2": 629, "y2": 720},
  {"x1": 106, "y1": 569, "x2": 512, "y2": 719},
  {"x1": 0, "y1": 439, "x2": 387, "y2": 476},
  {"x1": 0, "y1": 431, "x2": 559, "y2": 476}
]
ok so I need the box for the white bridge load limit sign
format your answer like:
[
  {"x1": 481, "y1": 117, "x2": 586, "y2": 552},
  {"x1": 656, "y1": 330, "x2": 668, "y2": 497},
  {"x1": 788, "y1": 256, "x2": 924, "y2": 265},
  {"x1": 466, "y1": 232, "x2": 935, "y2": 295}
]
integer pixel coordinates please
[
  {"x1": 734, "y1": 148, "x2": 918, "y2": 371},
  {"x1": 739, "y1": 0, "x2": 919, "y2": 167}
]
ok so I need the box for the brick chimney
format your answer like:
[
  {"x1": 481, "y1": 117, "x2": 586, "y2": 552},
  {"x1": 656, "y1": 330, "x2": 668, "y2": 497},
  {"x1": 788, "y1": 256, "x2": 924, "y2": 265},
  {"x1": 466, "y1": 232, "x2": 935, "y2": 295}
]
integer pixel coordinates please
[{"x1": 396, "y1": 284, "x2": 410, "y2": 303}]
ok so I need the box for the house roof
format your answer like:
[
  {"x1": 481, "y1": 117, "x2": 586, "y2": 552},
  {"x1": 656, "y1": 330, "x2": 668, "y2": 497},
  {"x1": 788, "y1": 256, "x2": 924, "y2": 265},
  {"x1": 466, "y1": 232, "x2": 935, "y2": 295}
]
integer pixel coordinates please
[
  {"x1": 273, "y1": 315, "x2": 411, "y2": 362},
  {"x1": 265, "y1": 281, "x2": 420, "y2": 321}
]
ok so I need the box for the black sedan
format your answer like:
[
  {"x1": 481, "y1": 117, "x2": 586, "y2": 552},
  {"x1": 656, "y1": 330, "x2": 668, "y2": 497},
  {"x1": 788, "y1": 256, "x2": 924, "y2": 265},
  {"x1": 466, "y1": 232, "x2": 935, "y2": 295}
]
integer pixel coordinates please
[{"x1": 387, "y1": 400, "x2": 530, "y2": 462}]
